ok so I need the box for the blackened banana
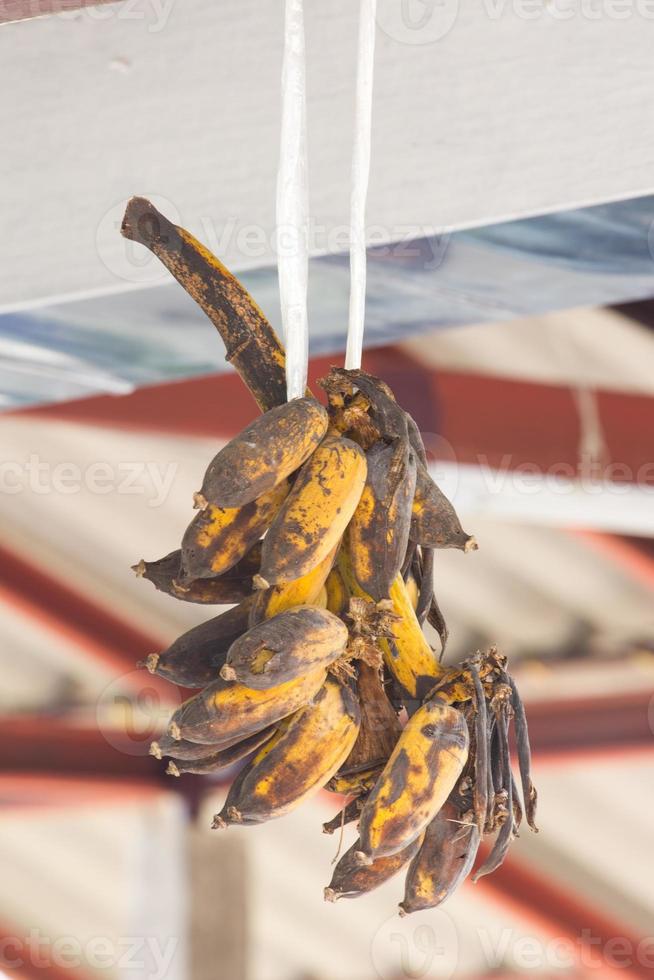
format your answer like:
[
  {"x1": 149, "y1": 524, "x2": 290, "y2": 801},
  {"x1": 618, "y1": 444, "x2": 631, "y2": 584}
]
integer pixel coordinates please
[
  {"x1": 167, "y1": 726, "x2": 276, "y2": 776},
  {"x1": 400, "y1": 800, "x2": 480, "y2": 914},
  {"x1": 197, "y1": 397, "x2": 328, "y2": 508},
  {"x1": 213, "y1": 677, "x2": 360, "y2": 825},
  {"x1": 181, "y1": 481, "x2": 289, "y2": 582},
  {"x1": 348, "y1": 438, "x2": 417, "y2": 601},
  {"x1": 325, "y1": 834, "x2": 424, "y2": 901},
  {"x1": 222, "y1": 605, "x2": 348, "y2": 689},
  {"x1": 411, "y1": 461, "x2": 477, "y2": 552},
  {"x1": 133, "y1": 543, "x2": 261, "y2": 604},
  {"x1": 143, "y1": 597, "x2": 254, "y2": 688},
  {"x1": 167, "y1": 668, "x2": 326, "y2": 746}
]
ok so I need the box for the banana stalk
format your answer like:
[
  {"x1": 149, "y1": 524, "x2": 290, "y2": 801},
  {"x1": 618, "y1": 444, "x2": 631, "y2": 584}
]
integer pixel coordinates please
[
  {"x1": 121, "y1": 197, "x2": 289, "y2": 412},
  {"x1": 340, "y1": 549, "x2": 444, "y2": 703}
]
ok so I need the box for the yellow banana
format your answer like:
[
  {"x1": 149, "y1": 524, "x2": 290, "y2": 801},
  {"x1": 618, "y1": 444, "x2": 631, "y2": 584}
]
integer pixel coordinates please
[
  {"x1": 324, "y1": 566, "x2": 349, "y2": 617},
  {"x1": 167, "y1": 667, "x2": 326, "y2": 746},
  {"x1": 357, "y1": 698, "x2": 469, "y2": 861},
  {"x1": 325, "y1": 833, "x2": 424, "y2": 902},
  {"x1": 213, "y1": 677, "x2": 360, "y2": 826},
  {"x1": 221, "y1": 605, "x2": 348, "y2": 689},
  {"x1": 314, "y1": 586, "x2": 328, "y2": 609},
  {"x1": 404, "y1": 573, "x2": 420, "y2": 611},
  {"x1": 339, "y1": 551, "x2": 443, "y2": 702},
  {"x1": 259, "y1": 435, "x2": 367, "y2": 586},
  {"x1": 400, "y1": 801, "x2": 480, "y2": 915},
  {"x1": 248, "y1": 543, "x2": 338, "y2": 625},
  {"x1": 196, "y1": 397, "x2": 328, "y2": 508},
  {"x1": 180, "y1": 480, "x2": 289, "y2": 581},
  {"x1": 348, "y1": 438, "x2": 416, "y2": 601},
  {"x1": 379, "y1": 573, "x2": 445, "y2": 701}
]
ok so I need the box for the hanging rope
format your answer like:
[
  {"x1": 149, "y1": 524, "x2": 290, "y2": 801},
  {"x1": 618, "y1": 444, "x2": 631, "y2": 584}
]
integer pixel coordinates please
[
  {"x1": 345, "y1": 0, "x2": 377, "y2": 371},
  {"x1": 277, "y1": 0, "x2": 310, "y2": 401},
  {"x1": 277, "y1": 0, "x2": 377, "y2": 391}
]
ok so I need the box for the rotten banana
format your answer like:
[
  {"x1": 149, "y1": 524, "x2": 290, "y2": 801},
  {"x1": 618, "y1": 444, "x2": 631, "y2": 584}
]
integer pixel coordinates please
[
  {"x1": 348, "y1": 438, "x2": 417, "y2": 601},
  {"x1": 197, "y1": 397, "x2": 328, "y2": 508},
  {"x1": 180, "y1": 481, "x2": 289, "y2": 581},
  {"x1": 167, "y1": 667, "x2": 326, "y2": 746},
  {"x1": 400, "y1": 800, "x2": 480, "y2": 914},
  {"x1": 221, "y1": 605, "x2": 348, "y2": 689},
  {"x1": 357, "y1": 698, "x2": 469, "y2": 861},
  {"x1": 259, "y1": 436, "x2": 367, "y2": 586},
  {"x1": 213, "y1": 677, "x2": 360, "y2": 825}
]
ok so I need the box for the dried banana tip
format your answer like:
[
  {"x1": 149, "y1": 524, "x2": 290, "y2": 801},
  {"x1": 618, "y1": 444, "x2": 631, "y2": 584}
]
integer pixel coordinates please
[
  {"x1": 354, "y1": 850, "x2": 373, "y2": 867},
  {"x1": 149, "y1": 741, "x2": 162, "y2": 760},
  {"x1": 323, "y1": 888, "x2": 339, "y2": 903},
  {"x1": 252, "y1": 573, "x2": 270, "y2": 591},
  {"x1": 193, "y1": 491, "x2": 208, "y2": 511},
  {"x1": 132, "y1": 559, "x2": 146, "y2": 577},
  {"x1": 464, "y1": 535, "x2": 479, "y2": 553},
  {"x1": 168, "y1": 722, "x2": 182, "y2": 741},
  {"x1": 211, "y1": 814, "x2": 228, "y2": 830},
  {"x1": 143, "y1": 653, "x2": 160, "y2": 674},
  {"x1": 220, "y1": 664, "x2": 237, "y2": 682},
  {"x1": 166, "y1": 761, "x2": 180, "y2": 777}
]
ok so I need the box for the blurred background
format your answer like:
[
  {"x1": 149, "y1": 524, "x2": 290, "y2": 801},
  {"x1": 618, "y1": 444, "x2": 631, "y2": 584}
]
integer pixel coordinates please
[{"x1": 1, "y1": 2, "x2": 653, "y2": 979}]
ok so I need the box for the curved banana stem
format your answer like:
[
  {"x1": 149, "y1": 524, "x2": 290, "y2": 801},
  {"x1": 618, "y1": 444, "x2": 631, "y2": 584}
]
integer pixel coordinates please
[{"x1": 121, "y1": 197, "x2": 289, "y2": 412}]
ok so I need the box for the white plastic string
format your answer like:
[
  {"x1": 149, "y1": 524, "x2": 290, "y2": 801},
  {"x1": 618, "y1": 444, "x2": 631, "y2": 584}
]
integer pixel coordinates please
[
  {"x1": 277, "y1": 0, "x2": 309, "y2": 401},
  {"x1": 345, "y1": 0, "x2": 377, "y2": 371}
]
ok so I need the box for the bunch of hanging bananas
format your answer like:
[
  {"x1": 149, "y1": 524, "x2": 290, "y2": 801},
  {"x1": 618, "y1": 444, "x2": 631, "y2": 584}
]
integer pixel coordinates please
[{"x1": 136, "y1": 367, "x2": 537, "y2": 914}]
